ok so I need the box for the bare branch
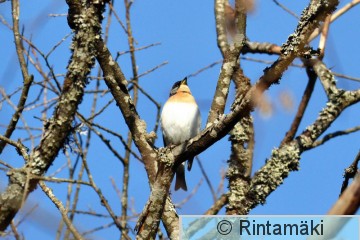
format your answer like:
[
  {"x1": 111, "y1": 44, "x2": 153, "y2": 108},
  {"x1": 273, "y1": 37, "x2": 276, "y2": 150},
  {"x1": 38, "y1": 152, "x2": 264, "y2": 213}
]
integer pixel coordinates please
[
  {"x1": 0, "y1": 0, "x2": 35, "y2": 154},
  {"x1": 312, "y1": 126, "x2": 360, "y2": 148},
  {"x1": 328, "y1": 173, "x2": 360, "y2": 214},
  {"x1": 11, "y1": 0, "x2": 30, "y2": 81},
  {"x1": 308, "y1": 0, "x2": 360, "y2": 42},
  {"x1": 272, "y1": 0, "x2": 300, "y2": 19},
  {"x1": 0, "y1": 135, "x2": 29, "y2": 161},
  {"x1": 196, "y1": 157, "x2": 217, "y2": 203},
  {"x1": 39, "y1": 181, "x2": 84, "y2": 240},
  {"x1": 340, "y1": 151, "x2": 360, "y2": 195},
  {"x1": 318, "y1": 15, "x2": 331, "y2": 59},
  {"x1": 0, "y1": 0, "x2": 106, "y2": 231},
  {"x1": 281, "y1": 66, "x2": 317, "y2": 146},
  {"x1": 215, "y1": 0, "x2": 229, "y2": 55}
]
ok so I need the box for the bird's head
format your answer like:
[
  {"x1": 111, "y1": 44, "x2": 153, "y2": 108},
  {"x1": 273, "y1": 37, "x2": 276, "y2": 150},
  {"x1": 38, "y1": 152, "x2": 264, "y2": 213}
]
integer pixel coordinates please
[{"x1": 169, "y1": 77, "x2": 191, "y2": 96}]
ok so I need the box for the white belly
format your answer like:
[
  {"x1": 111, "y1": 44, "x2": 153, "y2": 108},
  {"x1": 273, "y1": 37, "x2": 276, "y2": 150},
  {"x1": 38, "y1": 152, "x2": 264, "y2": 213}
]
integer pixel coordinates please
[{"x1": 161, "y1": 102, "x2": 201, "y2": 145}]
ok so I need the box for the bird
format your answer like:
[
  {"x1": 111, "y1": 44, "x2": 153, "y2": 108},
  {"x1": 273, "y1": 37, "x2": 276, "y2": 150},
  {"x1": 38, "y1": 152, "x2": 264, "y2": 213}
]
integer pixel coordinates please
[{"x1": 160, "y1": 77, "x2": 201, "y2": 191}]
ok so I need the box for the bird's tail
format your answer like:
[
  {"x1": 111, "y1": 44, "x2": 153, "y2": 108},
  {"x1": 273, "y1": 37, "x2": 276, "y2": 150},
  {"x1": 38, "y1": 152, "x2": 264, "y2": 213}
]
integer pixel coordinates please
[
  {"x1": 187, "y1": 157, "x2": 194, "y2": 171},
  {"x1": 175, "y1": 163, "x2": 188, "y2": 191}
]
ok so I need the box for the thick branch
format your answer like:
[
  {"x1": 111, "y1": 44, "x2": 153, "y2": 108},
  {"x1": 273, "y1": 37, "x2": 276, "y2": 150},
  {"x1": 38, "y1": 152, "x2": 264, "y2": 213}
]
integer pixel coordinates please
[
  {"x1": 237, "y1": 88, "x2": 360, "y2": 214},
  {"x1": 206, "y1": 53, "x2": 240, "y2": 126},
  {"x1": 95, "y1": 40, "x2": 156, "y2": 180},
  {"x1": 207, "y1": 0, "x2": 247, "y2": 126},
  {"x1": 0, "y1": 0, "x2": 105, "y2": 231},
  {"x1": 311, "y1": 58, "x2": 339, "y2": 98},
  {"x1": 328, "y1": 173, "x2": 360, "y2": 214},
  {"x1": 215, "y1": 0, "x2": 229, "y2": 55},
  {"x1": 226, "y1": 67, "x2": 253, "y2": 215},
  {"x1": 95, "y1": 39, "x2": 180, "y2": 239}
]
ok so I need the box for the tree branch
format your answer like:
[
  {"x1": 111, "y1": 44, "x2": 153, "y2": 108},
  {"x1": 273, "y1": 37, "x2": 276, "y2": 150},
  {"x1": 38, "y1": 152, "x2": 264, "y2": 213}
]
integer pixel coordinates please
[
  {"x1": 328, "y1": 173, "x2": 360, "y2": 214},
  {"x1": 0, "y1": 0, "x2": 34, "y2": 154},
  {"x1": 0, "y1": 0, "x2": 105, "y2": 231},
  {"x1": 39, "y1": 181, "x2": 84, "y2": 240},
  {"x1": 340, "y1": 150, "x2": 360, "y2": 195},
  {"x1": 280, "y1": 66, "x2": 317, "y2": 146},
  {"x1": 236, "y1": 73, "x2": 359, "y2": 214}
]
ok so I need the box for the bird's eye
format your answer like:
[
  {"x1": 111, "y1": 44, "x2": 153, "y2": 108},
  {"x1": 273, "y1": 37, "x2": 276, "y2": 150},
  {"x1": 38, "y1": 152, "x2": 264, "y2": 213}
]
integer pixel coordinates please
[{"x1": 169, "y1": 80, "x2": 182, "y2": 96}]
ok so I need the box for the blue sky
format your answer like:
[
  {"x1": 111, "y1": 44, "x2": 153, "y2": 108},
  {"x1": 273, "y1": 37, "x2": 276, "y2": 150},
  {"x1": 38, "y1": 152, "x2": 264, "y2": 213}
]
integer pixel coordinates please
[{"x1": 0, "y1": 0, "x2": 359, "y2": 239}]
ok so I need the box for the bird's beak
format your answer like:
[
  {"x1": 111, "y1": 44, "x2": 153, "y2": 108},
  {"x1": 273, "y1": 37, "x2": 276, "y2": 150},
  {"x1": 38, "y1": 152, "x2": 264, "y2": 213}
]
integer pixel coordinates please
[{"x1": 181, "y1": 77, "x2": 188, "y2": 85}]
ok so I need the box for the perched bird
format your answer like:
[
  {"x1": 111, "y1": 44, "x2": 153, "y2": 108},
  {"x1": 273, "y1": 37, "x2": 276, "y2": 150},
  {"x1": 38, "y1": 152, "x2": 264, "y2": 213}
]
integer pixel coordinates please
[{"x1": 161, "y1": 77, "x2": 201, "y2": 191}]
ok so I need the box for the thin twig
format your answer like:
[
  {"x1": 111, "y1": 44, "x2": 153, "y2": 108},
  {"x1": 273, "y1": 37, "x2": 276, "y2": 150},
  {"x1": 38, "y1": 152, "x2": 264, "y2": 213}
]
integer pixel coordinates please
[
  {"x1": 0, "y1": 0, "x2": 34, "y2": 154},
  {"x1": 340, "y1": 150, "x2": 360, "y2": 195},
  {"x1": 0, "y1": 159, "x2": 13, "y2": 169},
  {"x1": 0, "y1": 87, "x2": 22, "y2": 105},
  {"x1": 82, "y1": 222, "x2": 115, "y2": 236},
  {"x1": 116, "y1": 42, "x2": 161, "y2": 60},
  {"x1": 11, "y1": 0, "x2": 30, "y2": 80},
  {"x1": 280, "y1": 67, "x2": 317, "y2": 146},
  {"x1": 135, "y1": 61, "x2": 168, "y2": 80},
  {"x1": 89, "y1": 121, "x2": 141, "y2": 161},
  {"x1": 122, "y1": 2, "x2": 139, "y2": 237},
  {"x1": 110, "y1": 177, "x2": 123, "y2": 202},
  {"x1": 174, "y1": 179, "x2": 203, "y2": 208},
  {"x1": 0, "y1": 135, "x2": 29, "y2": 161},
  {"x1": 0, "y1": 89, "x2": 35, "y2": 149},
  {"x1": 39, "y1": 181, "x2": 84, "y2": 240},
  {"x1": 312, "y1": 126, "x2": 360, "y2": 148},
  {"x1": 272, "y1": 0, "x2": 299, "y2": 19},
  {"x1": 76, "y1": 113, "x2": 126, "y2": 164},
  {"x1": 108, "y1": 2, "x2": 128, "y2": 34},
  {"x1": 72, "y1": 138, "x2": 130, "y2": 239},
  {"x1": 308, "y1": 0, "x2": 360, "y2": 42},
  {"x1": 187, "y1": 60, "x2": 222, "y2": 78},
  {"x1": 74, "y1": 210, "x2": 111, "y2": 218},
  {"x1": 31, "y1": 175, "x2": 92, "y2": 186},
  {"x1": 195, "y1": 156, "x2": 217, "y2": 203}
]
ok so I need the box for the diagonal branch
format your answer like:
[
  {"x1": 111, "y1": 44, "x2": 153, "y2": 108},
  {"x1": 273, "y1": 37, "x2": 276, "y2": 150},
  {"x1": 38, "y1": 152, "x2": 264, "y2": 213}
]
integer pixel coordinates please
[
  {"x1": 312, "y1": 126, "x2": 360, "y2": 148},
  {"x1": 328, "y1": 173, "x2": 360, "y2": 214},
  {"x1": 0, "y1": 0, "x2": 34, "y2": 154},
  {"x1": 39, "y1": 181, "x2": 84, "y2": 240},
  {"x1": 236, "y1": 71, "x2": 360, "y2": 215},
  {"x1": 11, "y1": 0, "x2": 30, "y2": 82},
  {"x1": 340, "y1": 150, "x2": 360, "y2": 195},
  {"x1": 95, "y1": 41, "x2": 156, "y2": 176},
  {"x1": 311, "y1": 58, "x2": 339, "y2": 99},
  {"x1": 280, "y1": 66, "x2": 317, "y2": 146},
  {"x1": 207, "y1": 0, "x2": 247, "y2": 126},
  {"x1": 0, "y1": 0, "x2": 106, "y2": 231},
  {"x1": 95, "y1": 37, "x2": 180, "y2": 239},
  {"x1": 215, "y1": 0, "x2": 229, "y2": 55}
]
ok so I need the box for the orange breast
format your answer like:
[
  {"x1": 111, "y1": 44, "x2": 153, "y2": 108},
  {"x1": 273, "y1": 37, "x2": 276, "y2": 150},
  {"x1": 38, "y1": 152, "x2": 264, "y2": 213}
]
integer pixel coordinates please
[{"x1": 169, "y1": 92, "x2": 196, "y2": 103}]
